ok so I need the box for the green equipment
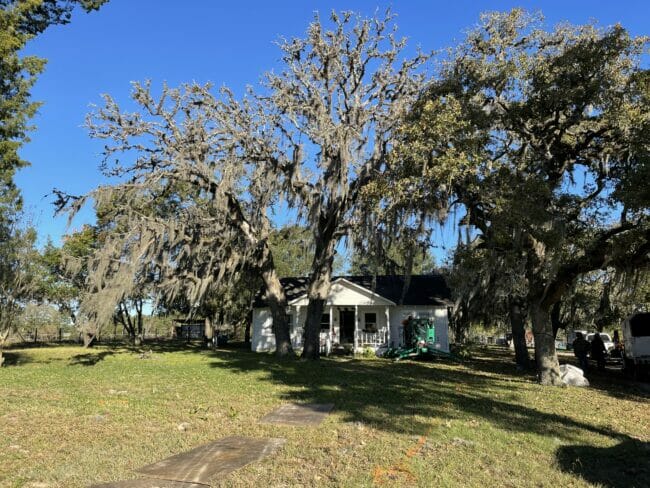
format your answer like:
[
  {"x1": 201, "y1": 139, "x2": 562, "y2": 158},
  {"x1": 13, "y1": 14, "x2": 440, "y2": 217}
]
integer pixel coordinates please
[{"x1": 384, "y1": 317, "x2": 456, "y2": 361}]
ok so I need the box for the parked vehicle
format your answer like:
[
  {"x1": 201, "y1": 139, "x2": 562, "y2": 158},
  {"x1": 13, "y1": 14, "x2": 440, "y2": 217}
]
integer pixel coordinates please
[{"x1": 622, "y1": 312, "x2": 650, "y2": 379}]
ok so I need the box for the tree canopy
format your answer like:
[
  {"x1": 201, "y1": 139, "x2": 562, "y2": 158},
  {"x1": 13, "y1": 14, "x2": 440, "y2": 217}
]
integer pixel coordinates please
[
  {"x1": 388, "y1": 9, "x2": 650, "y2": 384},
  {"x1": 46, "y1": 8, "x2": 649, "y2": 383}
]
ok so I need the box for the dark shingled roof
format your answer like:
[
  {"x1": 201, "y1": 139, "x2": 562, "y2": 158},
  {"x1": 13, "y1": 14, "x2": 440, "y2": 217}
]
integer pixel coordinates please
[{"x1": 254, "y1": 274, "x2": 452, "y2": 307}]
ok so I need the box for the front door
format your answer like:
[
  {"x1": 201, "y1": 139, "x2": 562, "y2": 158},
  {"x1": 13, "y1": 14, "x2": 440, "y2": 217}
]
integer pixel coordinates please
[{"x1": 340, "y1": 310, "x2": 355, "y2": 344}]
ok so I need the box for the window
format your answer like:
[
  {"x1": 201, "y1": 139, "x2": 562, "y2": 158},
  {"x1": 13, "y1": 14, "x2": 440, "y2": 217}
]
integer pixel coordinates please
[
  {"x1": 630, "y1": 313, "x2": 650, "y2": 337},
  {"x1": 320, "y1": 313, "x2": 330, "y2": 330},
  {"x1": 364, "y1": 313, "x2": 377, "y2": 332}
]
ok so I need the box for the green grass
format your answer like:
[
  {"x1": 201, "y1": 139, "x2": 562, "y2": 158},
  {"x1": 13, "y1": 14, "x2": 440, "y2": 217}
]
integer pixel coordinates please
[{"x1": 1, "y1": 344, "x2": 648, "y2": 487}]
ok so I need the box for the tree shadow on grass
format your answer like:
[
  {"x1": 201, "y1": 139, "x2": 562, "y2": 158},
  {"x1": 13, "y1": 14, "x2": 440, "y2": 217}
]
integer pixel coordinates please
[
  {"x1": 68, "y1": 351, "x2": 116, "y2": 366},
  {"x1": 208, "y1": 348, "x2": 634, "y2": 445},
  {"x1": 586, "y1": 371, "x2": 650, "y2": 404},
  {"x1": 556, "y1": 439, "x2": 650, "y2": 488},
  {"x1": 4, "y1": 340, "x2": 210, "y2": 367},
  {"x1": 70, "y1": 340, "x2": 215, "y2": 365},
  {"x1": 1, "y1": 351, "x2": 36, "y2": 366},
  {"x1": 103, "y1": 339, "x2": 210, "y2": 354},
  {"x1": 555, "y1": 352, "x2": 650, "y2": 404},
  {"x1": 210, "y1": 348, "x2": 650, "y2": 485}
]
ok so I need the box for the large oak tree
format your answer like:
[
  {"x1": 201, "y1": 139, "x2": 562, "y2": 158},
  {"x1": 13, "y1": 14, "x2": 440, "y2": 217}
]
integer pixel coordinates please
[
  {"x1": 56, "y1": 82, "x2": 294, "y2": 354},
  {"x1": 390, "y1": 10, "x2": 650, "y2": 384},
  {"x1": 254, "y1": 10, "x2": 430, "y2": 358}
]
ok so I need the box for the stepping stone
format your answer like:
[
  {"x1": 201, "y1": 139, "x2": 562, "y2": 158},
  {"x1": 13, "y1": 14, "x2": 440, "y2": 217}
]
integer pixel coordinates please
[
  {"x1": 90, "y1": 480, "x2": 204, "y2": 487},
  {"x1": 134, "y1": 436, "x2": 285, "y2": 485},
  {"x1": 260, "y1": 403, "x2": 334, "y2": 426}
]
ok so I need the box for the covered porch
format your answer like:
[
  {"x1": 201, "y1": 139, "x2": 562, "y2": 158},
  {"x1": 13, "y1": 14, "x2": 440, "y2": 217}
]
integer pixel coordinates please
[{"x1": 288, "y1": 278, "x2": 395, "y2": 353}]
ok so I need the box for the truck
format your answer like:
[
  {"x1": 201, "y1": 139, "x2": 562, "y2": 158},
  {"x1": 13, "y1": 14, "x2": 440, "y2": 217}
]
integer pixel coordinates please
[{"x1": 622, "y1": 312, "x2": 650, "y2": 379}]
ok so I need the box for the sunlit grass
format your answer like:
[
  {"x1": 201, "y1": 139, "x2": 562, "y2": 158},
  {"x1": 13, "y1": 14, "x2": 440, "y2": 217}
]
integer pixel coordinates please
[{"x1": 1, "y1": 343, "x2": 648, "y2": 487}]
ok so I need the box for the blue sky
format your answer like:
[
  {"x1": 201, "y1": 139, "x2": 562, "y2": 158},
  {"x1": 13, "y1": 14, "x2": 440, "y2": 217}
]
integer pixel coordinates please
[{"x1": 16, "y1": 0, "x2": 650, "y2": 259}]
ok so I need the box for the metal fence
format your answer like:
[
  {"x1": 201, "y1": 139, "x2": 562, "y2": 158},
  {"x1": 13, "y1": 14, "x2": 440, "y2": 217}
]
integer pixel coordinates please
[{"x1": 6, "y1": 328, "x2": 176, "y2": 345}]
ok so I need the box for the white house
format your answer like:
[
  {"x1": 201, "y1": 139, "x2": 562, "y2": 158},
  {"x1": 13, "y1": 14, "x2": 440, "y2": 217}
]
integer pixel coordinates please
[{"x1": 251, "y1": 275, "x2": 453, "y2": 354}]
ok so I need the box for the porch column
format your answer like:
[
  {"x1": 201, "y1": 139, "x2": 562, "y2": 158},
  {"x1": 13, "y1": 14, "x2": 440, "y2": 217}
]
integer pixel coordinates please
[
  {"x1": 328, "y1": 306, "x2": 333, "y2": 349},
  {"x1": 204, "y1": 316, "x2": 213, "y2": 342},
  {"x1": 295, "y1": 305, "x2": 301, "y2": 345},
  {"x1": 354, "y1": 305, "x2": 359, "y2": 351},
  {"x1": 385, "y1": 306, "x2": 390, "y2": 346}
]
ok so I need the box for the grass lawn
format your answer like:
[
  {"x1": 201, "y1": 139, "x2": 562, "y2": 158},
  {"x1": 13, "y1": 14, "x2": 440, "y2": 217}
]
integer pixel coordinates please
[{"x1": 1, "y1": 343, "x2": 648, "y2": 487}]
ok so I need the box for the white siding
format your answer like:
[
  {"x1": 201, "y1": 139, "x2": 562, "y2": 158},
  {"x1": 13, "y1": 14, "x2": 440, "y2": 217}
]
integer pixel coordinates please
[
  {"x1": 254, "y1": 305, "x2": 449, "y2": 353},
  {"x1": 252, "y1": 308, "x2": 274, "y2": 352},
  {"x1": 251, "y1": 279, "x2": 450, "y2": 353}
]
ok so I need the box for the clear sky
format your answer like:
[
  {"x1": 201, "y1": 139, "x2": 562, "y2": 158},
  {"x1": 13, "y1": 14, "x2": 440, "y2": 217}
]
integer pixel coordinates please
[{"x1": 16, "y1": 0, "x2": 650, "y2": 255}]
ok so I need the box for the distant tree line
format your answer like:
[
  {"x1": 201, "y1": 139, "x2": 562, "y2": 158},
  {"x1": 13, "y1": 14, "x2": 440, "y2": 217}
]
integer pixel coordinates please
[{"x1": 0, "y1": 0, "x2": 107, "y2": 365}]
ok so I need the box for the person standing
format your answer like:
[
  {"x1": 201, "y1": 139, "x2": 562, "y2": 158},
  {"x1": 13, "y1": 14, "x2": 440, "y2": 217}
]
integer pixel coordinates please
[
  {"x1": 572, "y1": 332, "x2": 590, "y2": 372},
  {"x1": 591, "y1": 333, "x2": 607, "y2": 371}
]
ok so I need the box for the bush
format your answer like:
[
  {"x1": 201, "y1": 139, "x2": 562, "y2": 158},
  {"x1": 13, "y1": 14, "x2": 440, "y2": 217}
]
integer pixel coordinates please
[
  {"x1": 358, "y1": 347, "x2": 377, "y2": 359},
  {"x1": 450, "y1": 343, "x2": 472, "y2": 359}
]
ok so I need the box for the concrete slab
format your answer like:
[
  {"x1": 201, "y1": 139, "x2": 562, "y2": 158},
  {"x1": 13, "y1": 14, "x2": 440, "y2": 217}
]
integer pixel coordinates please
[
  {"x1": 259, "y1": 403, "x2": 334, "y2": 426},
  {"x1": 90, "y1": 480, "x2": 204, "y2": 488},
  {"x1": 134, "y1": 436, "x2": 285, "y2": 485}
]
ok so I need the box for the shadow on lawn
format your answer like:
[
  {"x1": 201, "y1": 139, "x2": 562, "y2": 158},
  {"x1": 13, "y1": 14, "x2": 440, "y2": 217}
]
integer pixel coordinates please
[
  {"x1": 586, "y1": 371, "x2": 650, "y2": 404},
  {"x1": 68, "y1": 350, "x2": 116, "y2": 366},
  {"x1": 209, "y1": 348, "x2": 630, "y2": 443},
  {"x1": 0, "y1": 351, "x2": 34, "y2": 366},
  {"x1": 556, "y1": 353, "x2": 650, "y2": 404},
  {"x1": 556, "y1": 439, "x2": 650, "y2": 488},
  {"x1": 66, "y1": 341, "x2": 207, "y2": 366},
  {"x1": 104, "y1": 339, "x2": 209, "y2": 354},
  {"x1": 211, "y1": 347, "x2": 650, "y2": 484}
]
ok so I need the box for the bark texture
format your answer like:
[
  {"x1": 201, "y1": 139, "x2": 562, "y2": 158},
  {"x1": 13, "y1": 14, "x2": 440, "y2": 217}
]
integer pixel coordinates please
[
  {"x1": 531, "y1": 303, "x2": 562, "y2": 385},
  {"x1": 509, "y1": 299, "x2": 530, "y2": 370}
]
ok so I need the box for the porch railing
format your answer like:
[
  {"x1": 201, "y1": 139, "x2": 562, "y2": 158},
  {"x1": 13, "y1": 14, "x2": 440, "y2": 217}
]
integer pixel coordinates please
[
  {"x1": 356, "y1": 329, "x2": 388, "y2": 347},
  {"x1": 293, "y1": 329, "x2": 389, "y2": 350}
]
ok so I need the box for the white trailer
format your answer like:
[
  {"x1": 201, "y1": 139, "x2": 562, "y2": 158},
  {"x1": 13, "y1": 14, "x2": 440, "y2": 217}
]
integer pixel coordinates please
[{"x1": 622, "y1": 312, "x2": 650, "y2": 379}]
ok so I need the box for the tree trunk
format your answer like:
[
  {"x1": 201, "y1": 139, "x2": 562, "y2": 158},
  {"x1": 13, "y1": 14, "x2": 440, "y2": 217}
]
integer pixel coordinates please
[
  {"x1": 135, "y1": 298, "x2": 144, "y2": 346},
  {"x1": 530, "y1": 302, "x2": 562, "y2": 385},
  {"x1": 509, "y1": 299, "x2": 530, "y2": 370},
  {"x1": 452, "y1": 301, "x2": 468, "y2": 344},
  {"x1": 205, "y1": 316, "x2": 214, "y2": 347},
  {"x1": 227, "y1": 194, "x2": 291, "y2": 357},
  {"x1": 0, "y1": 330, "x2": 8, "y2": 367},
  {"x1": 302, "y1": 295, "x2": 325, "y2": 360},
  {"x1": 244, "y1": 310, "x2": 252, "y2": 344},
  {"x1": 301, "y1": 221, "x2": 337, "y2": 360},
  {"x1": 551, "y1": 301, "x2": 563, "y2": 339},
  {"x1": 116, "y1": 300, "x2": 137, "y2": 344},
  {"x1": 258, "y1": 243, "x2": 292, "y2": 357},
  {"x1": 83, "y1": 330, "x2": 96, "y2": 348}
]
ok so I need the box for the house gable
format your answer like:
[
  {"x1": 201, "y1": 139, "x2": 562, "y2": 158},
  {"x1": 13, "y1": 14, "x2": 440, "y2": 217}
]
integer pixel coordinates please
[
  {"x1": 253, "y1": 274, "x2": 452, "y2": 308},
  {"x1": 289, "y1": 278, "x2": 395, "y2": 307}
]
